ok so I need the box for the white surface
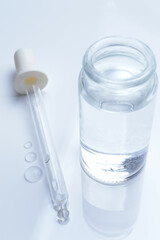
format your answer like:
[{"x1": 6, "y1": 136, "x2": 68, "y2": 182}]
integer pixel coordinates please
[{"x1": 0, "y1": 0, "x2": 160, "y2": 239}]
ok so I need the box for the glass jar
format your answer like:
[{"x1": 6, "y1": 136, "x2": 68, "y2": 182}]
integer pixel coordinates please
[{"x1": 79, "y1": 36, "x2": 158, "y2": 184}]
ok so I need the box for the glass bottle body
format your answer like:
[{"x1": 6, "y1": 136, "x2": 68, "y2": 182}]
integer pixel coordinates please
[{"x1": 79, "y1": 37, "x2": 158, "y2": 184}]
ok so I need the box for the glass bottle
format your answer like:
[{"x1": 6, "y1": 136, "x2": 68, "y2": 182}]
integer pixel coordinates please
[{"x1": 79, "y1": 36, "x2": 158, "y2": 184}]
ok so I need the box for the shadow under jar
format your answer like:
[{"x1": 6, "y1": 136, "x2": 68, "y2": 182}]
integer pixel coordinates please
[{"x1": 79, "y1": 36, "x2": 158, "y2": 184}]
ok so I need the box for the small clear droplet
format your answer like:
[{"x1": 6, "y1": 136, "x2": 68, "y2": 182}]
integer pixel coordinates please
[
  {"x1": 24, "y1": 141, "x2": 32, "y2": 149},
  {"x1": 25, "y1": 152, "x2": 37, "y2": 163},
  {"x1": 24, "y1": 166, "x2": 43, "y2": 183},
  {"x1": 57, "y1": 208, "x2": 69, "y2": 224}
]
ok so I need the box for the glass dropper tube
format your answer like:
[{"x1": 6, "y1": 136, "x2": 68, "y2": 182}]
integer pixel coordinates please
[
  {"x1": 26, "y1": 85, "x2": 69, "y2": 223},
  {"x1": 13, "y1": 48, "x2": 69, "y2": 224}
]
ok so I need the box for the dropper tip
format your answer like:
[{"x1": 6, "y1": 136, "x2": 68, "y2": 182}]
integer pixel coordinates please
[{"x1": 57, "y1": 208, "x2": 69, "y2": 224}]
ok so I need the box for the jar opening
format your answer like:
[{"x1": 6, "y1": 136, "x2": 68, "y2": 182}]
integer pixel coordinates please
[{"x1": 83, "y1": 37, "x2": 156, "y2": 86}]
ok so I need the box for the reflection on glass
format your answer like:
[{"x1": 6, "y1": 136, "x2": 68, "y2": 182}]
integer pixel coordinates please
[{"x1": 82, "y1": 168, "x2": 144, "y2": 239}]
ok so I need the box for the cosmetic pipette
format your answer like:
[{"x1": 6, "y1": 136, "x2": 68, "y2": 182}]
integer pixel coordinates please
[{"x1": 13, "y1": 49, "x2": 69, "y2": 224}]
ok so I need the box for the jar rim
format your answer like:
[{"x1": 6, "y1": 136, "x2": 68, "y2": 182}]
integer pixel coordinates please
[{"x1": 83, "y1": 36, "x2": 156, "y2": 87}]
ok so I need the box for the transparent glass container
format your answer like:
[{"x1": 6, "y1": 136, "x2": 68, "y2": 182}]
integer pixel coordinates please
[{"x1": 79, "y1": 36, "x2": 158, "y2": 184}]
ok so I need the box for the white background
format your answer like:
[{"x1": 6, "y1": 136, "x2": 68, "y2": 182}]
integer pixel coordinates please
[{"x1": 0, "y1": 0, "x2": 160, "y2": 239}]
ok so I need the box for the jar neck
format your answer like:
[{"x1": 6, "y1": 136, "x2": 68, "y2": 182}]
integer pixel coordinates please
[{"x1": 83, "y1": 37, "x2": 156, "y2": 89}]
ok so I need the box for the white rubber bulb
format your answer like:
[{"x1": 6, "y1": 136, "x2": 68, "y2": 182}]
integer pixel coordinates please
[{"x1": 14, "y1": 48, "x2": 48, "y2": 94}]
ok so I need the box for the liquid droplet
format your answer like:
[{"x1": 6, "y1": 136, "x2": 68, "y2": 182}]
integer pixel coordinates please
[
  {"x1": 24, "y1": 141, "x2": 32, "y2": 149},
  {"x1": 25, "y1": 152, "x2": 37, "y2": 163},
  {"x1": 57, "y1": 208, "x2": 69, "y2": 224},
  {"x1": 24, "y1": 166, "x2": 43, "y2": 183}
]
